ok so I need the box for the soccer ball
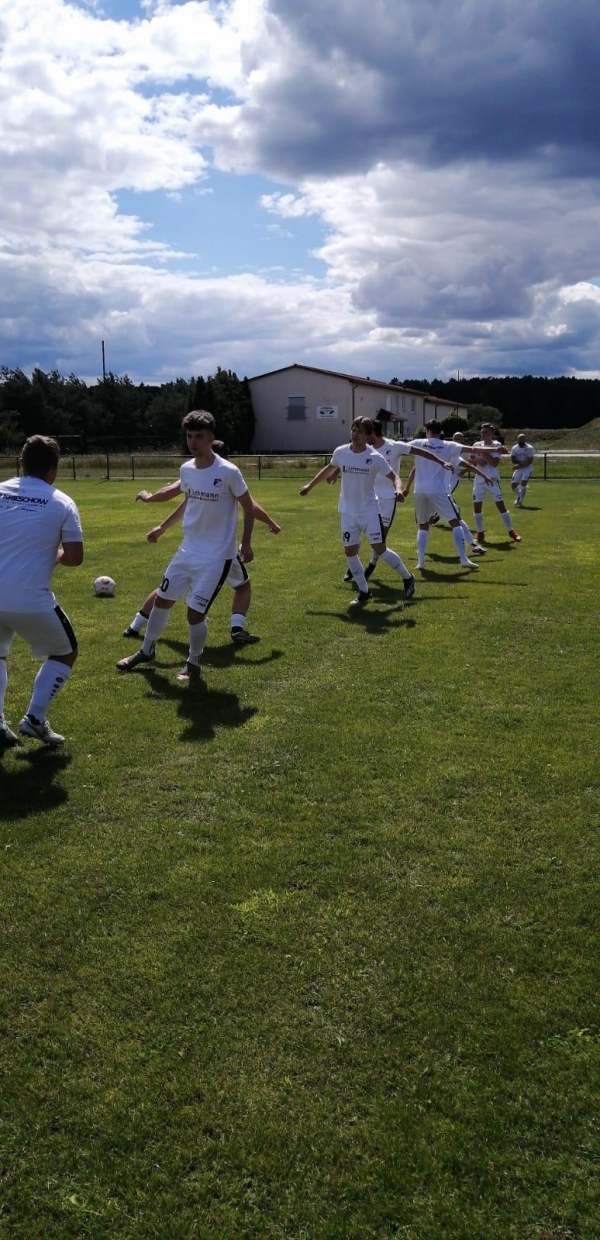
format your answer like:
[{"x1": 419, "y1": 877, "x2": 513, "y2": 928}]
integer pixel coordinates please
[{"x1": 93, "y1": 575, "x2": 116, "y2": 597}]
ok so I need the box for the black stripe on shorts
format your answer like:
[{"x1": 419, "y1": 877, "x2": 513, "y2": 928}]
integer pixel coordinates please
[
  {"x1": 235, "y1": 553, "x2": 249, "y2": 583},
  {"x1": 54, "y1": 604, "x2": 78, "y2": 651},
  {"x1": 205, "y1": 558, "x2": 233, "y2": 614}
]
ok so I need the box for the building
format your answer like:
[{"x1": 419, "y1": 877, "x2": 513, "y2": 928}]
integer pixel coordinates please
[{"x1": 248, "y1": 364, "x2": 468, "y2": 452}]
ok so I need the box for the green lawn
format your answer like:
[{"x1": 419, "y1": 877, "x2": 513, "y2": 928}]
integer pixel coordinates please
[{"x1": 1, "y1": 479, "x2": 598, "y2": 1239}]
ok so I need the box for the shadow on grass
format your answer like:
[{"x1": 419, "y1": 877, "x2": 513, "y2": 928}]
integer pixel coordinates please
[
  {"x1": 159, "y1": 637, "x2": 285, "y2": 671},
  {"x1": 142, "y1": 666, "x2": 258, "y2": 742},
  {"x1": 308, "y1": 598, "x2": 417, "y2": 635},
  {"x1": 0, "y1": 747, "x2": 72, "y2": 820}
]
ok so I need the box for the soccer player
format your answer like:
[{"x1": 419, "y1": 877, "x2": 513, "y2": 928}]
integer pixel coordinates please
[
  {"x1": 123, "y1": 445, "x2": 280, "y2": 644},
  {"x1": 510, "y1": 434, "x2": 535, "y2": 507},
  {"x1": 299, "y1": 416, "x2": 418, "y2": 606},
  {"x1": 360, "y1": 419, "x2": 471, "y2": 580},
  {"x1": 401, "y1": 431, "x2": 486, "y2": 559},
  {"x1": 470, "y1": 423, "x2": 521, "y2": 542},
  {"x1": 0, "y1": 435, "x2": 83, "y2": 747},
  {"x1": 116, "y1": 411, "x2": 254, "y2": 683},
  {"x1": 400, "y1": 420, "x2": 499, "y2": 570}
]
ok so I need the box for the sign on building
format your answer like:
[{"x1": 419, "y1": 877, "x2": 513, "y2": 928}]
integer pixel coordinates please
[{"x1": 316, "y1": 405, "x2": 338, "y2": 419}]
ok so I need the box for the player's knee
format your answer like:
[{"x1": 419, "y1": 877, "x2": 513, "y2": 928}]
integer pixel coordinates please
[{"x1": 187, "y1": 607, "x2": 206, "y2": 624}]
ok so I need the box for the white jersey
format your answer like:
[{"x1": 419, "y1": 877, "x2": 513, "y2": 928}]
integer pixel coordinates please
[
  {"x1": 371, "y1": 438, "x2": 411, "y2": 500},
  {"x1": 330, "y1": 444, "x2": 391, "y2": 514},
  {"x1": 408, "y1": 438, "x2": 463, "y2": 494},
  {"x1": 510, "y1": 442, "x2": 534, "y2": 466},
  {"x1": 471, "y1": 439, "x2": 503, "y2": 480},
  {"x1": 179, "y1": 454, "x2": 247, "y2": 563},
  {"x1": 0, "y1": 475, "x2": 83, "y2": 613}
]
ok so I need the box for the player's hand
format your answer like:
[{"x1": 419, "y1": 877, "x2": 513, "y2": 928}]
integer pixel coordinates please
[
  {"x1": 269, "y1": 523, "x2": 282, "y2": 534},
  {"x1": 136, "y1": 490, "x2": 153, "y2": 502},
  {"x1": 299, "y1": 485, "x2": 310, "y2": 496},
  {"x1": 395, "y1": 491, "x2": 405, "y2": 503},
  {"x1": 443, "y1": 462, "x2": 453, "y2": 471},
  {"x1": 484, "y1": 475, "x2": 492, "y2": 486},
  {"x1": 326, "y1": 475, "x2": 338, "y2": 485},
  {"x1": 239, "y1": 541, "x2": 254, "y2": 564},
  {"x1": 146, "y1": 526, "x2": 163, "y2": 543}
]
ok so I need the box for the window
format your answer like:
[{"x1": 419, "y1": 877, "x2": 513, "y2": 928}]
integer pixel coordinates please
[{"x1": 287, "y1": 395, "x2": 306, "y2": 420}]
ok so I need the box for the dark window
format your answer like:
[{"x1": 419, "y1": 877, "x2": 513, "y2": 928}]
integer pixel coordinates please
[{"x1": 287, "y1": 395, "x2": 306, "y2": 420}]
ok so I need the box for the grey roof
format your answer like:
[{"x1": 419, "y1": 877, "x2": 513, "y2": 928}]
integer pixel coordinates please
[{"x1": 248, "y1": 363, "x2": 462, "y2": 407}]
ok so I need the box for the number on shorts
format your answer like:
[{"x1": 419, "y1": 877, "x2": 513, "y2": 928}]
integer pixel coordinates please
[{"x1": 160, "y1": 576, "x2": 170, "y2": 592}]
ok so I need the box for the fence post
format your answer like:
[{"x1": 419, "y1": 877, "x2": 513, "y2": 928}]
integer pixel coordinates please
[
  {"x1": 131, "y1": 455, "x2": 135, "y2": 481},
  {"x1": 258, "y1": 456, "x2": 261, "y2": 481},
  {"x1": 544, "y1": 453, "x2": 547, "y2": 480},
  {"x1": 106, "y1": 450, "x2": 110, "y2": 481},
  {"x1": 72, "y1": 457, "x2": 76, "y2": 481}
]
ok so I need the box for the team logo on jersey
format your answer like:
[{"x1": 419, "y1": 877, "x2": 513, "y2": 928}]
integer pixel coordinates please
[{"x1": 213, "y1": 478, "x2": 223, "y2": 487}]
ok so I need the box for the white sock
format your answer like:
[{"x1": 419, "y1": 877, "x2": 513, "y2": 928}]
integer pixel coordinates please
[
  {"x1": 188, "y1": 619, "x2": 208, "y2": 666},
  {"x1": 130, "y1": 611, "x2": 148, "y2": 633},
  {"x1": 26, "y1": 660, "x2": 72, "y2": 722},
  {"x1": 231, "y1": 612, "x2": 246, "y2": 631},
  {"x1": 500, "y1": 510, "x2": 513, "y2": 532},
  {"x1": 474, "y1": 511, "x2": 484, "y2": 532},
  {"x1": 380, "y1": 547, "x2": 411, "y2": 579},
  {"x1": 417, "y1": 529, "x2": 428, "y2": 566},
  {"x1": 460, "y1": 520, "x2": 475, "y2": 547},
  {"x1": 346, "y1": 555, "x2": 367, "y2": 592},
  {"x1": 0, "y1": 659, "x2": 7, "y2": 716},
  {"x1": 452, "y1": 526, "x2": 469, "y2": 565},
  {"x1": 518, "y1": 486, "x2": 526, "y2": 503},
  {"x1": 142, "y1": 606, "x2": 171, "y2": 653}
]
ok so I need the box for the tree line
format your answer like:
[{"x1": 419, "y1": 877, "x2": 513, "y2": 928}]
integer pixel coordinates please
[
  {"x1": 396, "y1": 375, "x2": 599, "y2": 430},
  {"x1": 1, "y1": 366, "x2": 597, "y2": 455},
  {"x1": 0, "y1": 367, "x2": 255, "y2": 454}
]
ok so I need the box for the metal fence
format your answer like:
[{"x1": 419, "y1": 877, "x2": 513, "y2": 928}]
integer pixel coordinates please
[{"x1": 1, "y1": 451, "x2": 600, "y2": 483}]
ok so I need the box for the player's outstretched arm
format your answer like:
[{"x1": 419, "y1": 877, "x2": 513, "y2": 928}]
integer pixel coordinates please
[
  {"x1": 300, "y1": 463, "x2": 337, "y2": 496},
  {"x1": 386, "y1": 470, "x2": 404, "y2": 501},
  {"x1": 460, "y1": 455, "x2": 492, "y2": 485},
  {"x1": 56, "y1": 540, "x2": 84, "y2": 567},
  {"x1": 238, "y1": 490, "x2": 255, "y2": 562},
  {"x1": 409, "y1": 445, "x2": 452, "y2": 468},
  {"x1": 146, "y1": 497, "x2": 187, "y2": 542},
  {"x1": 299, "y1": 464, "x2": 336, "y2": 495},
  {"x1": 251, "y1": 497, "x2": 281, "y2": 533},
  {"x1": 402, "y1": 465, "x2": 415, "y2": 498},
  {"x1": 136, "y1": 480, "x2": 182, "y2": 503}
]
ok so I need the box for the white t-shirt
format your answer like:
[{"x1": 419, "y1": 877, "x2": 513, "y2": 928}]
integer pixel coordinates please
[
  {"x1": 330, "y1": 444, "x2": 391, "y2": 514},
  {"x1": 471, "y1": 439, "x2": 503, "y2": 481},
  {"x1": 408, "y1": 438, "x2": 463, "y2": 494},
  {"x1": 0, "y1": 475, "x2": 83, "y2": 613},
  {"x1": 371, "y1": 438, "x2": 411, "y2": 500},
  {"x1": 179, "y1": 454, "x2": 248, "y2": 562},
  {"x1": 510, "y1": 442, "x2": 534, "y2": 466}
]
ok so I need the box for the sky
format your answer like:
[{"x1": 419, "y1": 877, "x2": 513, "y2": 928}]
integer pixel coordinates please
[{"x1": 2, "y1": 0, "x2": 600, "y2": 385}]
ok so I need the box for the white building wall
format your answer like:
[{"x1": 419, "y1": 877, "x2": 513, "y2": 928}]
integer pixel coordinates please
[{"x1": 249, "y1": 367, "x2": 428, "y2": 452}]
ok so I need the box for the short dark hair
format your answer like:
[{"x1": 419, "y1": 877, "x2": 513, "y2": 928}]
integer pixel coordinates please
[
  {"x1": 425, "y1": 419, "x2": 442, "y2": 434},
  {"x1": 212, "y1": 439, "x2": 229, "y2": 458},
  {"x1": 182, "y1": 410, "x2": 216, "y2": 433},
  {"x1": 351, "y1": 416, "x2": 374, "y2": 434},
  {"x1": 20, "y1": 435, "x2": 60, "y2": 478},
  {"x1": 372, "y1": 419, "x2": 383, "y2": 436}
]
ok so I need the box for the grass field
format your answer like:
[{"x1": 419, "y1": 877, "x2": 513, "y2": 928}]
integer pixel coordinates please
[{"x1": 1, "y1": 478, "x2": 599, "y2": 1239}]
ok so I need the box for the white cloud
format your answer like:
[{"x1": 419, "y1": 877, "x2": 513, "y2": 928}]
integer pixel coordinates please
[{"x1": 2, "y1": 0, "x2": 600, "y2": 383}]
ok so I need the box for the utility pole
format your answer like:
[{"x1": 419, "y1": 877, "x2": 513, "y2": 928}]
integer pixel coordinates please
[{"x1": 101, "y1": 340, "x2": 106, "y2": 382}]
